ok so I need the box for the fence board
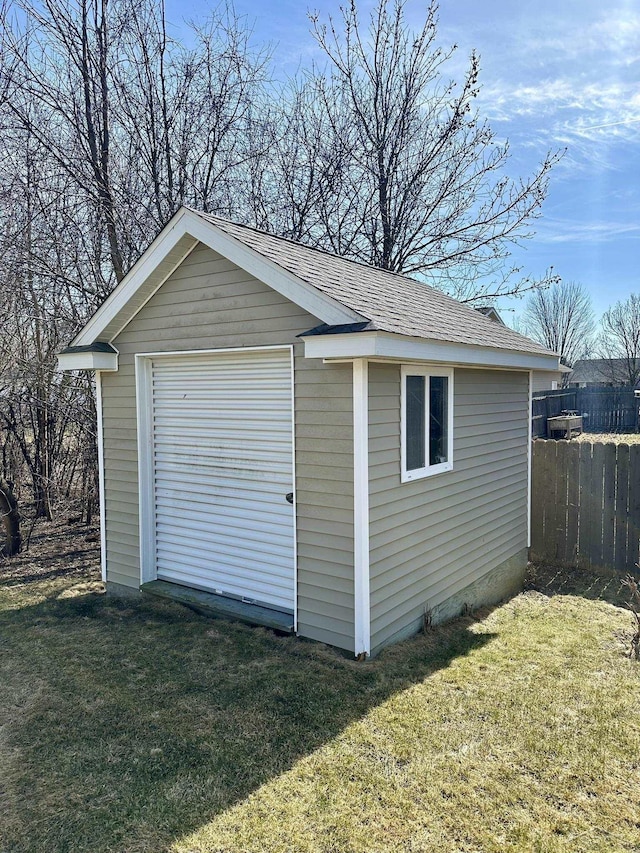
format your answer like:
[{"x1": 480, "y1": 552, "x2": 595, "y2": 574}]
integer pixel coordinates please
[
  {"x1": 564, "y1": 441, "x2": 580, "y2": 565},
  {"x1": 533, "y1": 386, "x2": 639, "y2": 437},
  {"x1": 577, "y1": 443, "x2": 594, "y2": 570},
  {"x1": 629, "y1": 449, "x2": 640, "y2": 572},
  {"x1": 541, "y1": 440, "x2": 558, "y2": 562},
  {"x1": 531, "y1": 437, "x2": 546, "y2": 551},
  {"x1": 531, "y1": 440, "x2": 640, "y2": 576},
  {"x1": 601, "y1": 444, "x2": 617, "y2": 570},
  {"x1": 554, "y1": 440, "x2": 569, "y2": 563},
  {"x1": 614, "y1": 444, "x2": 630, "y2": 572},
  {"x1": 590, "y1": 443, "x2": 606, "y2": 568}
]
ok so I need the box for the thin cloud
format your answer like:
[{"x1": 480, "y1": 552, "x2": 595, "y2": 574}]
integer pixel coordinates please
[
  {"x1": 576, "y1": 116, "x2": 640, "y2": 132},
  {"x1": 538, "y1": 221, "x2": 640, "y2": 244}
]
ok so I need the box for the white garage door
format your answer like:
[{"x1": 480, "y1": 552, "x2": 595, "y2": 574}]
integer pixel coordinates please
[{"x1": 149, "y1": 348, "x2": 295, "y2": 612}]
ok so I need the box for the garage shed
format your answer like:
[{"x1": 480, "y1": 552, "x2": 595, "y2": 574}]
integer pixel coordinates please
[{"x1": 59, "y1": 207, "x2": 559, "y2": 657}]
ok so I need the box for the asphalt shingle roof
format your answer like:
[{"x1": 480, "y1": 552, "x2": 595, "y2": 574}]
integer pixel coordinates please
[
  {"x1": 570, "y1": 359, "x2": 638, "y2": 386},
  {"x1": 194, "y1": 210, "x2": 554, "y2": 357}
]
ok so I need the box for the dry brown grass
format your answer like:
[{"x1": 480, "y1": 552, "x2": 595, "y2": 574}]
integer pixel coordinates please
[{"x1": 574, "y1": 432, "x2": 640, "y2": 444}]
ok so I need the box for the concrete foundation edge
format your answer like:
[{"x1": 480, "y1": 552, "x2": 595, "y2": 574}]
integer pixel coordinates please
[
  {"x1": 106, "y1": 580, "x2": 142, "y2": 599},
  {"x1": 370, "y1": 549, "x2": 528, "y2": 658}
]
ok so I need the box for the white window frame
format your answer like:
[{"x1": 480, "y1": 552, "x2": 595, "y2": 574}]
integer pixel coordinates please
[{"x1": 401, "y1": 364, "x2": 454, "y2": 482}]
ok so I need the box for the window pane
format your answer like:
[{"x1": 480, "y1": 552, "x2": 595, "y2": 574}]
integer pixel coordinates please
[
  {"x1": 406, "y1": 375, "x2": 425, "y2": 471},
  {"x1": 429, "y1": 376, "x2": 448, "y2": 465}
]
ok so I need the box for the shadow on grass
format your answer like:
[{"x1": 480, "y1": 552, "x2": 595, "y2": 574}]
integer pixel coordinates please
[
  {"x1": 0, "y1": 584, "x2": 497, "y2": 853},
  {"x1": 0, "y1": 557, "x2": 99, "y2": 587},
  {"x1": 0, "y1": 526, "x2": 100, "y2": 589},
  {"x1": 526, "y1": 561, "x2": 631, "y2": 609}
]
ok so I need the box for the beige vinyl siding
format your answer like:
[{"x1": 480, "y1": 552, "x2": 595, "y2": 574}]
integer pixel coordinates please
[
  {"x1": 100, "y1": 242, "x2": 354, "y2": 652},
  {"x1": 368, "y1": 364, "x2": 529, "y2": 652},
  {"x1": 532, "y1": 369, "x2": 561, "y2": 392}
]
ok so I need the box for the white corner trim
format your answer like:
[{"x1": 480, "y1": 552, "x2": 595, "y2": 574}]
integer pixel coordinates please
[
  {"x1": 135, "y1": 355, "x2": 156, "y2": 584},
  {"x1": 353, "y1": 358, "x2": 371, "y2": 658},
  {"x1": 289, "y1": 345, "x2": 298, "y2": 634},
  {"x1": 57, "y1": 350, "x2": 119, "y2": 372},
  {"x1": 95, "y1": 372, "x2": 107, "y2": 583},
  {"x1": 302, "y1": 330, "x2": 560, "y2": 372},
  {"x1": 72, "y1": 207, "x2": 362, "y2": 348},
  {"x1": 527, "y1": 370, "x2": 533, "y2": 549}
]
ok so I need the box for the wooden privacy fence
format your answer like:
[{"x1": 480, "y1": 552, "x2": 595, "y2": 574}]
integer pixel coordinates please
[
  {"x1": 532, "y1": 387, "x2": 639, "y2": 437},
  {"x1": 531, "y1": 440, "x2": 640, "y2": 574}
]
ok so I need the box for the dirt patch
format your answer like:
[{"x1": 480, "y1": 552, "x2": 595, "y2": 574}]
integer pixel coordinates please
[{"x1": 0, "y1": 515, "x2": 101, "y2": 590}]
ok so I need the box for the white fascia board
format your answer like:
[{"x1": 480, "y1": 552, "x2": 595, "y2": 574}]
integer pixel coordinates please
[
  {"x1": 57, "y1": 350, "x2": 119, "y2": 372},
  {"x1": 72, "y1": 208, "x2": 362, "y2": 347},
  {"x1": 302, "y1": 331, "x2": 560, "y2": 372}
]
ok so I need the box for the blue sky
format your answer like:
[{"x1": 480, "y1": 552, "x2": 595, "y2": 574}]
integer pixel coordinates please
[{"x1": 167, "y1": 0, "x2": 639, "y2": 323}]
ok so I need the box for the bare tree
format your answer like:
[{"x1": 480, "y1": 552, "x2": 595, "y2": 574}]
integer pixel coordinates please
[
  {"x1": 0, "y1": 0, "x2": 566, "y2": 528},
  {"x1": 0, "y1": 476, "x2": 21, "y2": 556},
  {"x1": 5, "y1": 0, "x2": 126, "y2": 287},
  {"x1": 598, "y1": 293, "x2": 640, "y2": 386},
  {"x1": 522, "y1": 281, "x2": 595, "y2": 369},
  {"x1": 276, "y1": 0, "x2": 563, "y2": 302},
  {"x1": 0, "y1": 0, "x2": 273, "y2": 522},
  {"x1": 4, "y1": 0, "x2": 271, "y2": 289},
  {"x1": 248, "y1": 78, "x2": 359, "y2": 248},
  {"x1": 114, "y1": 0, "x2": 272, "y2": 247}
]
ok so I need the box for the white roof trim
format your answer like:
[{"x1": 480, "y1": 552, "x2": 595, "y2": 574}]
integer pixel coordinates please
[
  {"x1": 71, "y1": 208, "x2": 362, "y2": 347},
  {"x1": 301, "y1": 331, "x2": 561, "y2": 372},
  {"x1": 57, "y1": 350, "x2": 119, "y2": 372}
]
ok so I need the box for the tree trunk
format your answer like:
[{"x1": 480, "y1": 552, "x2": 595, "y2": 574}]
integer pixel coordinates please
[{"x1": 0, "y1": 477, "x2": 22, "y2": 557}]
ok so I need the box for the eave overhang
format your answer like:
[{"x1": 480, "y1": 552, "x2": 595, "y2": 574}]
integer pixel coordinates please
[
  {"x1": 300, "y1": 330, "x2": 560, "y2": 372},
  {"x1": 57, "y1": 342, "x2": 119, "y2": 372}
]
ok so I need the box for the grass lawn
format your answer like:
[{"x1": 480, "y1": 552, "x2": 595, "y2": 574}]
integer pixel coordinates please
[{"x1": 1, "y1": 521, "x2": 639, "y2": 852}]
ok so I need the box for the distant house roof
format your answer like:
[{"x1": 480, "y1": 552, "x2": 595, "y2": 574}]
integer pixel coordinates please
[
  {"x1": 569, "y1": 358, "x2": 638, "y2": 386},
  {"x1": 197, "y1": 212, "x2": 552, "y2": 357},
  {"x1": 475, "y1": 306, "x2": 505, "y2": 325},
  {"x1": 64, "y1": 207, "x2": 559, "y2": 371}
]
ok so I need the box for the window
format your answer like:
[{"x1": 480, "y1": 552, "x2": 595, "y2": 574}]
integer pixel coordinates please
[{"x1": 401, "y1": 365, "x2": 453, "y2": 482}]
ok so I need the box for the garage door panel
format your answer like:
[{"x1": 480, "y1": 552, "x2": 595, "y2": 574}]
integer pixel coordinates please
[
  {"x1": 150, "y1": 348, "x2": 295, "y2": 612},
  {"x1": 155, "y1": 504, "x2": 293, "y2": 532},
  {"x1": 156, "y1": 477, "x2": 288, "y2": 512},
  {"x1": 155, "y1": 494, "x2": 290, "y2": 528},
  {"x1": 155, "y1": 471, "x2": 291, "y2": 497},
  {"x1": 156, "y1": 564, "x2": 293, "y2": 603},
  {"x1": 156, "y1": 521, "x2": 294, "y2": 558},
  {"x1": 154, "y1": 449, "x2": 292, "y2": 472},
  {"x1": 153, "y1": 425, "x2": 292, "y2": 442},
  {"x1": 156, "y1": 543, "x2": 293, "y2": 576}
]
